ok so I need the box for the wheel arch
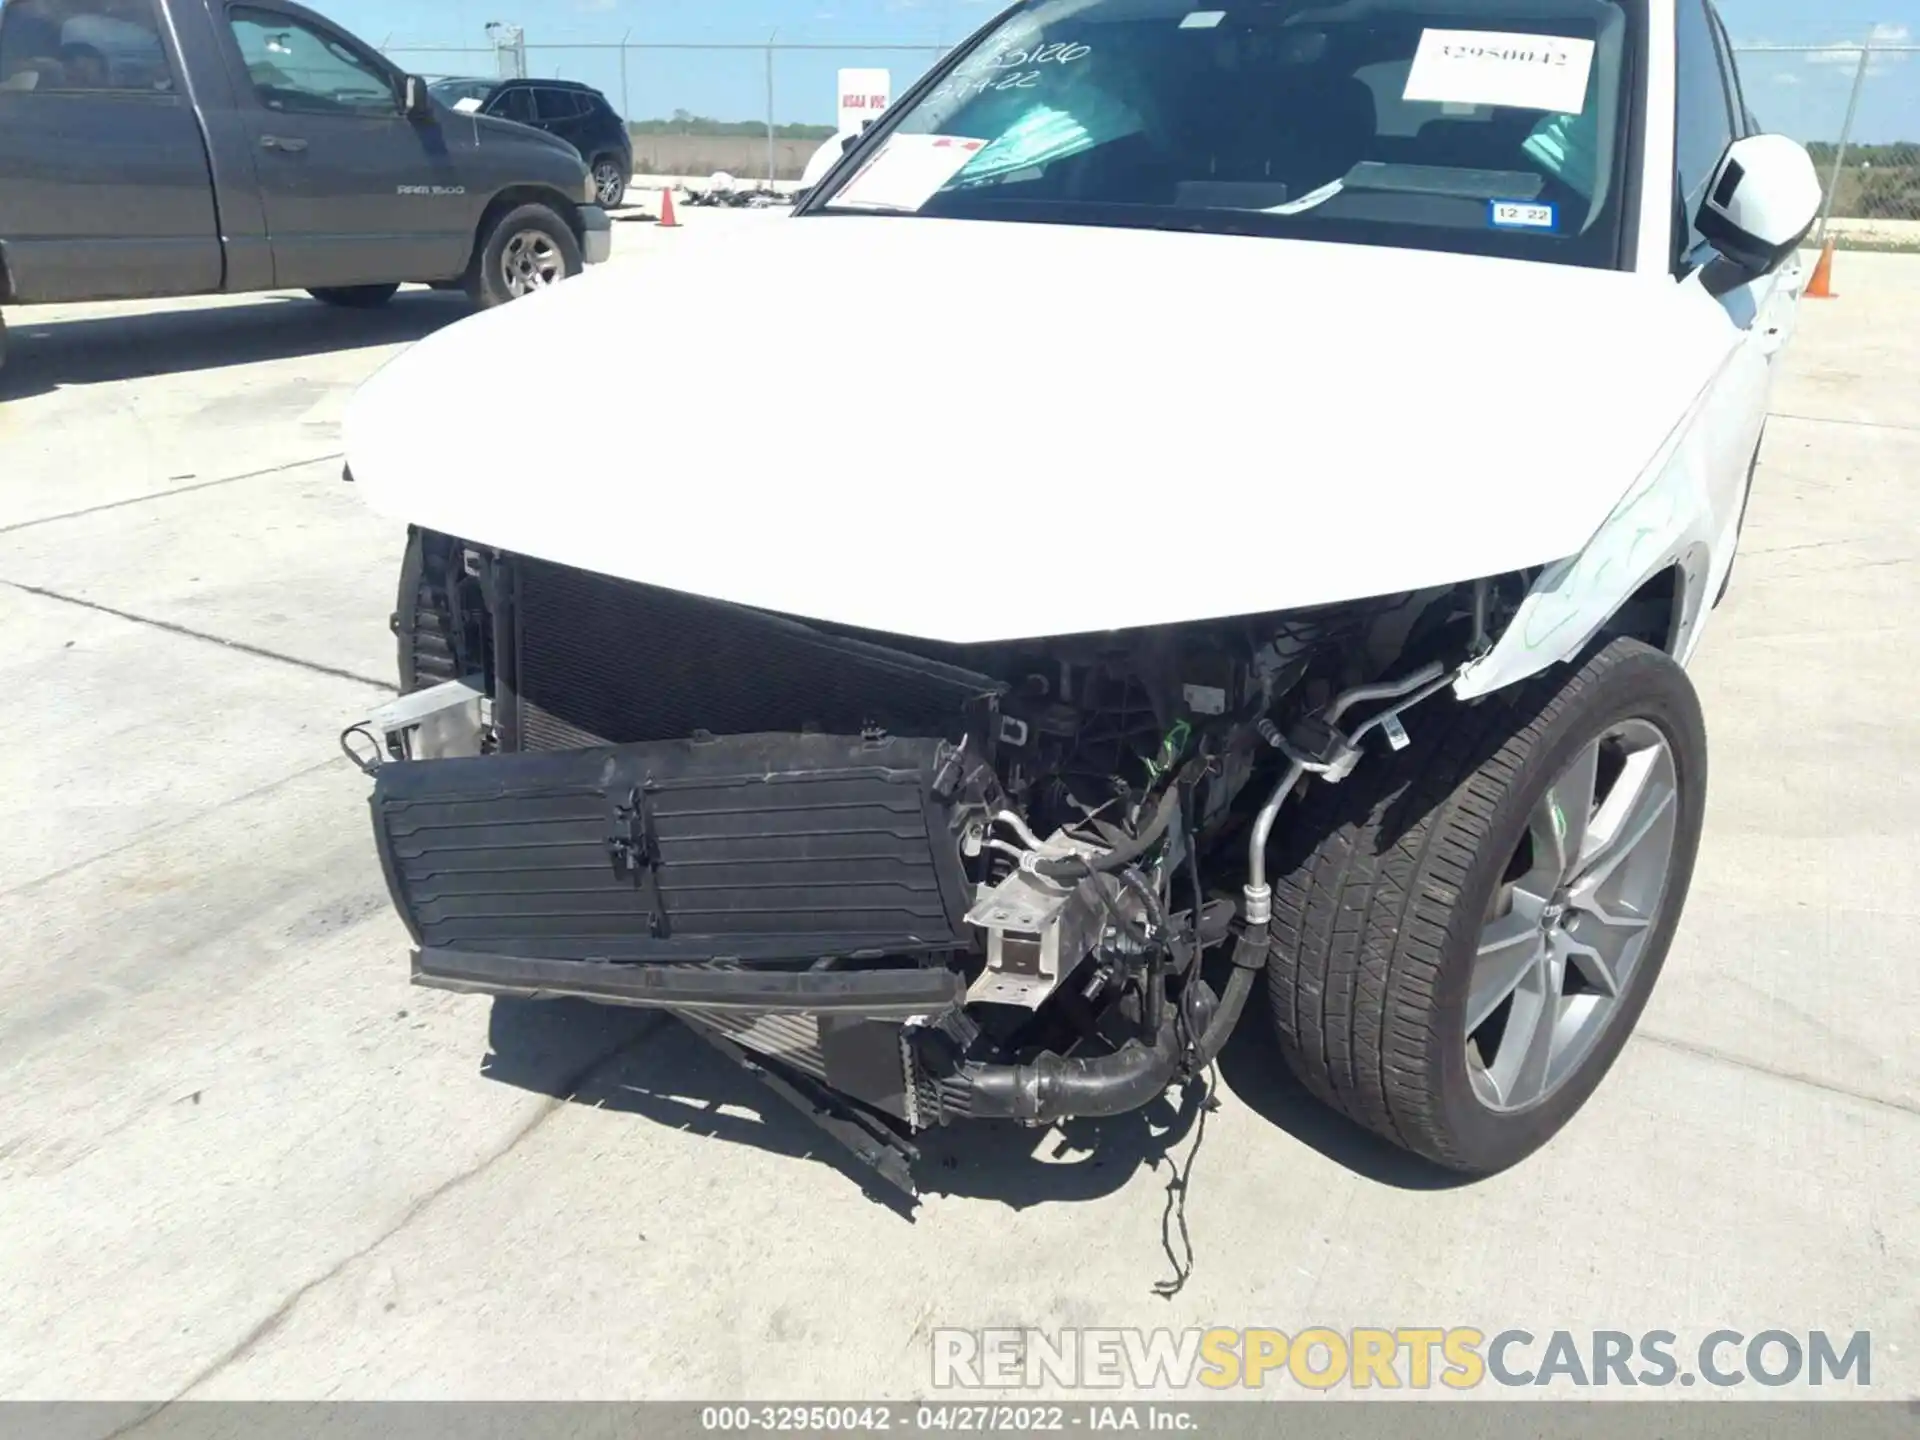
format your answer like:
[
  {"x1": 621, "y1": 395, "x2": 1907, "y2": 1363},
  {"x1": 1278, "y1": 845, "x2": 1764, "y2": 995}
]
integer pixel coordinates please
[
  {"x1": 1457, "y1": 547, "x2": 1707, "y2": 701},
  {"x1": 1595, "y1": 557, "x2": 1700, "y2": 654},
  {"x1": 468, "y1": 187, "x2": 585, "y2": 265},
  {"x1": 1455, "y1": 428, "x2": 1723, "y2": 700}
]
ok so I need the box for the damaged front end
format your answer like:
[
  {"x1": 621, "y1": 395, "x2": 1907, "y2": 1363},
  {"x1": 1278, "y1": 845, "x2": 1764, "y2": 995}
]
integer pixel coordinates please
[{"x1": 348, "y1": 539, "x2": 1503, "y2": 1189}]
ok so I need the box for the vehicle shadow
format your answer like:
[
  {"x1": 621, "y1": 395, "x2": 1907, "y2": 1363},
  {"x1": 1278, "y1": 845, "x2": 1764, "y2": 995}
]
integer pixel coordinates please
[
  {"x1": 479, "y1": 985, "x2": 1473, "y2": 1210},
  {"x1": 480, "y1": 997, "x2": 1211, "y2": 1217},
  {"x1": 1213, "y1": 1009, "x2": 1473, "y2": 1192},
  {"x1": 0, "y1": 290, "x2": 467, "y2": 401}
]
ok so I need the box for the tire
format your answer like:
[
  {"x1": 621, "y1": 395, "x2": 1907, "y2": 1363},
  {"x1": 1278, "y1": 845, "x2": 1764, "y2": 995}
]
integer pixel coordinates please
[
  {"x1": 465, "y1": 203, "x2": 582, "y2": 308},
  {"x1": 590, "y1": 155, "x2": 629, "y2": 209},
  {"x1": 1266, "y1": 637, "x2": 1708, "y2": 1175},
  {"x1": 307, "y1": 283, "x2": 400, "y2": 308}
]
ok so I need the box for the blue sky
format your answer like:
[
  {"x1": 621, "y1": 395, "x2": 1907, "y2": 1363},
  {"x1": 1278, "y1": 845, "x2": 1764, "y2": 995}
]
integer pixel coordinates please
[{"x1": 338, "y1": 0, "x2": 1917, "y2": 141}]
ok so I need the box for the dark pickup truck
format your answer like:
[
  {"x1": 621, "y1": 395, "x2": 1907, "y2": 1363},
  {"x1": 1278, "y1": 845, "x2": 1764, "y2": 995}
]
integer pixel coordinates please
[{"x1": 0, "y1": 0, "x2": 611, "y2": 363}]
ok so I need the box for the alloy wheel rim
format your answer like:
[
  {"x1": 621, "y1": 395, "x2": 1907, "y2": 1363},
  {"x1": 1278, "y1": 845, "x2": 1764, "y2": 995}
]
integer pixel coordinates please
[
  {"x1": 501, "y1": 231, "x2": 563, "y2": 296},
  {"x1": 1465, "y1": 719, "x2": 1681, "y2": 1114},
  {"x1": 594, "y1": 162, "x2": 624, "y2": 205}
]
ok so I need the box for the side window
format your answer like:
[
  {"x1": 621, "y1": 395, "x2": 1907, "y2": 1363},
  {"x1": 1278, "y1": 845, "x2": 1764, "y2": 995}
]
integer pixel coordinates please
[
  {"x1": 533, "y1": 88, "x2": 582, "y2": 122},
  {"x1": 490, "y1": 84, "x2": 534, "y2": 123},
  {"x1": 0, "y1": 0, "x2": 174, "y2": 94},
  {"x1": 1674, "y1": 0, "x2": 1738, "y2": 265},
  {"x1": 227, "y1": 5, "x2": 396, "y2": 117}
]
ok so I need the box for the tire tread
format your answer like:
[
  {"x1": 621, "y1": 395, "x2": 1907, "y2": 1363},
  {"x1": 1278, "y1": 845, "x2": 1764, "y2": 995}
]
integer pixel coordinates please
[{"x1": 1267, "y1": 640, "x2": 1671, "y2": 1169}]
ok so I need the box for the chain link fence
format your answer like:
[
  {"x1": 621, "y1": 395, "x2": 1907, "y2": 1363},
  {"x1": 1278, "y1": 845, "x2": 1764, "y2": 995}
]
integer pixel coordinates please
[
  {"x1": 376, "y1": 30, "x2": 1918, "y2": 233},
  {"x1": 378, "y1": 38, "x2": 951, "y2": 186},
  {"x1": 1734, "y1": 36, "x2": 1919, "y2": 251}
]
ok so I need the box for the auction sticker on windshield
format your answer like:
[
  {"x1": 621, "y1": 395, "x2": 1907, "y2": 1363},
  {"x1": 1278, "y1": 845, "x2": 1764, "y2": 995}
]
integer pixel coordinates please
[
  {"x1": 832, "y1": 134, "x2": 986, "y2": 211},
  {"x1": 1403, "y1": 29, "x2": 1596, "y2": 114}
]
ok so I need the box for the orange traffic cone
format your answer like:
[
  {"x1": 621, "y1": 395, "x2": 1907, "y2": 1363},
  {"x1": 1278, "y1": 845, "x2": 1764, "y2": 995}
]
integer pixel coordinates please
[
  {"x1": 657, "y1": 186, "x2": 680, "y2": 228},
  {"x1": 1806, "y1": 238, "x2": 1836, "y2": 299}
]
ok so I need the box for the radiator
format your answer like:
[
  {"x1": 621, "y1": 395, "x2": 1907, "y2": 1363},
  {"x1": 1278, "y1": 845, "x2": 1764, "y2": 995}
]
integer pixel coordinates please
[{"x1": 504, "y1": 556, "x2": 999, "y2": 753}]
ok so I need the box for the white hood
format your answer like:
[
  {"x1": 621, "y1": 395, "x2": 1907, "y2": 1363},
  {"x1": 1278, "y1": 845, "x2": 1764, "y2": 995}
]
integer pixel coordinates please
[{"x1": 346, "y1": 216, "x2": 1731, "y2": 644}]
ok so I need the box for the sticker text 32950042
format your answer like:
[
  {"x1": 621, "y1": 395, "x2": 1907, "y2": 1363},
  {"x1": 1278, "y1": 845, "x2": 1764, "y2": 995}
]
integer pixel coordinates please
[{"x1": 1403, "y1": 29, "x2": 1596, "y2": 114}]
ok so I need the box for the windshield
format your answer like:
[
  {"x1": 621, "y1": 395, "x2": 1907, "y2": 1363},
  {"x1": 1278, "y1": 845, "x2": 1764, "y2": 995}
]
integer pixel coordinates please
[
  {"x1": 811, "y1": 0, "x2": 1639, "y2": 269},
  {"x1": 428, "y1": 76, "x2": 496, "y2": 108}
]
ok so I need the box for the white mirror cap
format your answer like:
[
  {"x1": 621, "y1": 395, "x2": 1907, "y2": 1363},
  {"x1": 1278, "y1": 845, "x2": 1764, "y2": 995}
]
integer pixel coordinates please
[{"x1": 1702, "y1": 133, "x2": 1823, "y2": 255}]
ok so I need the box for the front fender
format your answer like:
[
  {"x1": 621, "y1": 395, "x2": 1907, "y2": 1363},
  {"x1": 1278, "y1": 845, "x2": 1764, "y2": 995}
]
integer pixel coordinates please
[{"x1": 1455, "y1": 414, "x2": 1719, "y2": 701}]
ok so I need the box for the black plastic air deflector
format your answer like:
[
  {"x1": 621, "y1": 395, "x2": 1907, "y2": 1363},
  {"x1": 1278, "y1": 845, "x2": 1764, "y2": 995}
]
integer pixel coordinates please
[
  {"x1": 414, "y1": 947, "x2": 965, "y2": 1015},
  {"x1": 372, "y1": 732, "x2": 974, "y2": 964}
]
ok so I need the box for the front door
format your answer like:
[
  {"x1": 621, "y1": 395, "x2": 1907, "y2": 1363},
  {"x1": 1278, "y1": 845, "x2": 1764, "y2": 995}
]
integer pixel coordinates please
[
  {"x1": 0, "y1": 0, "x2": 219, "y2": 302},
  {"x1": 531, "y1": 86, "x2": 590, "y2": 158},
  {"x1": 484, "y1": 83, "x2": 534, "y2": 128},
  {"x1": 1671, "y1": 0, "x2": 1775, "y2": 576},
  {"x1": 220, "y1": 3, "x2": 471, "y2": 289}
]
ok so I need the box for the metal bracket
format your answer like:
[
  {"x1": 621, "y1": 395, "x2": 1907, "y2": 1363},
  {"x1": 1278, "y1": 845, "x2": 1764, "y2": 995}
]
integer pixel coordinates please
[
  {"x1": 682, "y1": 1017, "x2": 921, "y2": 1198},
  {"x1": 608, "y1": 782, "x2": 671, "y2": 939},
  {"x1": 965, "y1": 826, "x2": 1119, "y2": 1009},
  {"x1": 356, "y1": 676, "x2": 488, "y2": 765}
]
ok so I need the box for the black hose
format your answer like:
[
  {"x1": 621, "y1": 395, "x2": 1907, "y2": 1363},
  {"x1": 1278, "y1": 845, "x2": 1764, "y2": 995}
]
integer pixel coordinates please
[
  {"x1": 1116, "y1": 865, "x2": 1168, "y2": 944},
  {"x1": 1191, "y1": 922, "x2": 1271, "y2": 1064},
  {"x1": 1029, "y1": 785, "x2": 1182, "y2": 881},
  {"x1": 955, "y1": 1010, "x2": 1183, "y2": 1122},
  {"x1": 949, "y1": 925, "x2": 1270, "y2": 1123}
]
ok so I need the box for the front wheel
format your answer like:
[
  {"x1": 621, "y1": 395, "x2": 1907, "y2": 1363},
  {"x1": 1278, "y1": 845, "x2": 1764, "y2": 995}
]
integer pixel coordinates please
[
  {"x1": 465, "y1": 204, "x2": 583, "y2": 308},
  {"x1": 307, "y1": 283, "x2": 400, "y2": 308},
  {"x1": 590, "y1": 156, "x2": 629, "y2": 209},
  {"x1": 1266, "y1": 637, "x2": 1708, "y2": 1175}
]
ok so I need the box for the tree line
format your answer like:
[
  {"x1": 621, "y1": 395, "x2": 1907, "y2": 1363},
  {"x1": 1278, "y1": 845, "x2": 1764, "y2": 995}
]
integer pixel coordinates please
[
  {"x1": 1805, "y1": 143, "x2": 1920, "y2": 220},
  {"x1": 1805, "y1": 142, "x2": 1917, "y2": 168},
  {"x1": 628, "y1": 109, "x2": 836, "y2": 139}
]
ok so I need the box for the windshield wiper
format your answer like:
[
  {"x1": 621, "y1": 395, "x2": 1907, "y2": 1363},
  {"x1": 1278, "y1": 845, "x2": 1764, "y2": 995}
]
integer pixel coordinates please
[{"x1": 1262, "y1": 178, "x2": 1345, "y2": 215}]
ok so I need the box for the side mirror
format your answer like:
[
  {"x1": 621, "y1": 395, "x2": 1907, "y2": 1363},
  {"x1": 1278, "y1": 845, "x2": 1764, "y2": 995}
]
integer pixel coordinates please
[
  {"x1": 1696, "y1": 134, "x2": 1822, "y2": 277},
  {"x1": 402, "y1": 74, "x2": 434, "y2": 121}
]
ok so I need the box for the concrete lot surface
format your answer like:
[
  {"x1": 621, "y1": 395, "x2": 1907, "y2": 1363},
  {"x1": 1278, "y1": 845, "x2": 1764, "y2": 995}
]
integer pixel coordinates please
[{"x1": 0, "y1": 220, "x2": 1915, "y2": 1407}]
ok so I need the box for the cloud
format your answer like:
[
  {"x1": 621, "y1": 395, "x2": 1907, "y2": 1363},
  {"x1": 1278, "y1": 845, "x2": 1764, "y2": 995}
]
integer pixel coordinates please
[
  {"x1": 1772, "y1": 71, "x2": 1802, "y2": 86},
  {"x1": 1806, "y1": 22, "x2": 1910, "y2": 71}
]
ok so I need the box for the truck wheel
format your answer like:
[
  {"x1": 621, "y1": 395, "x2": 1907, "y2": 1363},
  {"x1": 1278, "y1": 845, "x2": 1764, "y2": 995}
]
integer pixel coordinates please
[
  {"x1": 1266, "y1": 637, "x2": 1707, "y2": 1175},
  {"x1": 466, "y1": 204, "x2": 582, "y2": 308},
  {"x1": 308, "y1": 284, "x2": 400, "y2": 308},
  {"x1": 590, "y1": 156, "x2": 628, "y2": 209}
]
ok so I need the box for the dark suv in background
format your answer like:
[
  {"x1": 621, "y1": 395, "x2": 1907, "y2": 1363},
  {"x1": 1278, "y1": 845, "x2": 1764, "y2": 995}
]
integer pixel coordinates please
[{"x1": 432, "y1": 77, "x2": 632, "y2": 207}]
